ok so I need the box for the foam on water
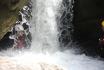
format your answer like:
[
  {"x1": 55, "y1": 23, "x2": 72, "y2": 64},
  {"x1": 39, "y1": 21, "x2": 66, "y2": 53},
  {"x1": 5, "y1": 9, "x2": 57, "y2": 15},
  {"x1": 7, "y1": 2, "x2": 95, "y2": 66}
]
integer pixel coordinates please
[{"x1": 0, "y1": 50, "x2": 104, "y2": 70}]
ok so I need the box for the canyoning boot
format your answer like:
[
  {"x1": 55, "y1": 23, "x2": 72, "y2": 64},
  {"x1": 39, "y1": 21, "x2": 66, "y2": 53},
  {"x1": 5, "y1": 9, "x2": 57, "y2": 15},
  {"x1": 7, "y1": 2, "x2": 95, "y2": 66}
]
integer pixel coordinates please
[{"x1": 97, "y1": 48, "x2": 104, "y2": 58}]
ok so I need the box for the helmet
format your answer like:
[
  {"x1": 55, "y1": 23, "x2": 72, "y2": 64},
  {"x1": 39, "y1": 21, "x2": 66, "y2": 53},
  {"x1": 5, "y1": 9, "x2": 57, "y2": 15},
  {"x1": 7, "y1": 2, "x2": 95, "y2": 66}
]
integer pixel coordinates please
[{"x1": 101, "y1": 20, "x2": 104, "y2": 27}]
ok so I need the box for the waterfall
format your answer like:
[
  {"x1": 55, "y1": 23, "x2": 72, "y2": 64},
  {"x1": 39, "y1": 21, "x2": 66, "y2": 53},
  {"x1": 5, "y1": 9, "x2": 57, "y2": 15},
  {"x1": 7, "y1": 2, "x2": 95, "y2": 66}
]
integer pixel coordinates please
[
  {"x1": 30, "y1": 0, "x2": 62, "y2": 53},
  {"x1": 0, "y1": 0, "x2": 104, "y2": 70}
]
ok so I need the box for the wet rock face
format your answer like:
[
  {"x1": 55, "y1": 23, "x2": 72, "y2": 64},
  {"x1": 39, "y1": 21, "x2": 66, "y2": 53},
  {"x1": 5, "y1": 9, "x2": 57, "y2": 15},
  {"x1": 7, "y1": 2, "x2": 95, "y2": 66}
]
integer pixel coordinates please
[
  {"x1": 0, "y1": 0, "x2": 20, "y2": 10},
  {"x1": 11, "y1": 0, "x2": 20, "y2": 5},
  {"x1": 0, "y1": 2, "x2": 32, "y2": 50},
  {"x1": 0, "y1": 0, "x2": 28, "y2": 40},
  {"x1": 59, "y1": 0, "x2": 74, "y2": 47}
]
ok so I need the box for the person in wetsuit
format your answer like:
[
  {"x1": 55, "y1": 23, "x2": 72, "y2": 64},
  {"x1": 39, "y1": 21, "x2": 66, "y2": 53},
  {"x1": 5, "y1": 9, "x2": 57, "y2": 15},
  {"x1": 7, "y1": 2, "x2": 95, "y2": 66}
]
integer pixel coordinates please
[{"x1": 98, "y1": 20, "x2": 104, "y2": 57}]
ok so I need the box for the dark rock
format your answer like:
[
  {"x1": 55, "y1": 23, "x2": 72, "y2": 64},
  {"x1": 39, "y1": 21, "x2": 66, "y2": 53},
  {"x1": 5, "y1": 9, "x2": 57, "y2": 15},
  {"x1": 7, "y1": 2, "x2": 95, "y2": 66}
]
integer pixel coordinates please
[
  {"x1": 73, "y1": 0, "x2": 104, "y2": 56},
  {"x1": 0, "y1": 32, "x2": 14, "y2": 50},
  {"x1": 11, "y1": 0, "x2": 20, "y2": 5}
]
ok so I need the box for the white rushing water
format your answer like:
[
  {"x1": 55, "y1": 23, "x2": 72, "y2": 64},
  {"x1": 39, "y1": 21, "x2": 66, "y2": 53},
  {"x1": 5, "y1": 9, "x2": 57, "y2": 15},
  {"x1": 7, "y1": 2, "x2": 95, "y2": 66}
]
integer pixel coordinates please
[
  {"x1": 30, "y1": 0, "x2": 62, "y2": 53},
  {"x1": 0, "y1": 0, "x2": 104, "y2": 70}
]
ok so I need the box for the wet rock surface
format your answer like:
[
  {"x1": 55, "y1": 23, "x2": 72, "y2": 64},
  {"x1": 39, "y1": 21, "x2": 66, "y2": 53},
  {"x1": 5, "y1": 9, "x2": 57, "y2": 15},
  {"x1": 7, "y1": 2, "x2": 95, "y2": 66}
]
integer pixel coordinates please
[
  {"x1": 59, "y1": 0, "x2": 74, "y2": 47},
  {"x1": 0, "y1": 1, "x2": 32, "y2": 50},
  {"x1": 0, "y1": 0, "x2": 28, "y2": 40}
]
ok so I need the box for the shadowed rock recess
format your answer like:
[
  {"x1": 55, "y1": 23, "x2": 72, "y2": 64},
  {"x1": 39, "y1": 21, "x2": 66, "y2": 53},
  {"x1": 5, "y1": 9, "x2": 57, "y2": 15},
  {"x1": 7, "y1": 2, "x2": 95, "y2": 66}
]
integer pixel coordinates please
[{"x1": 73, "y1": 0, "x2": 104, "y2": 56}]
